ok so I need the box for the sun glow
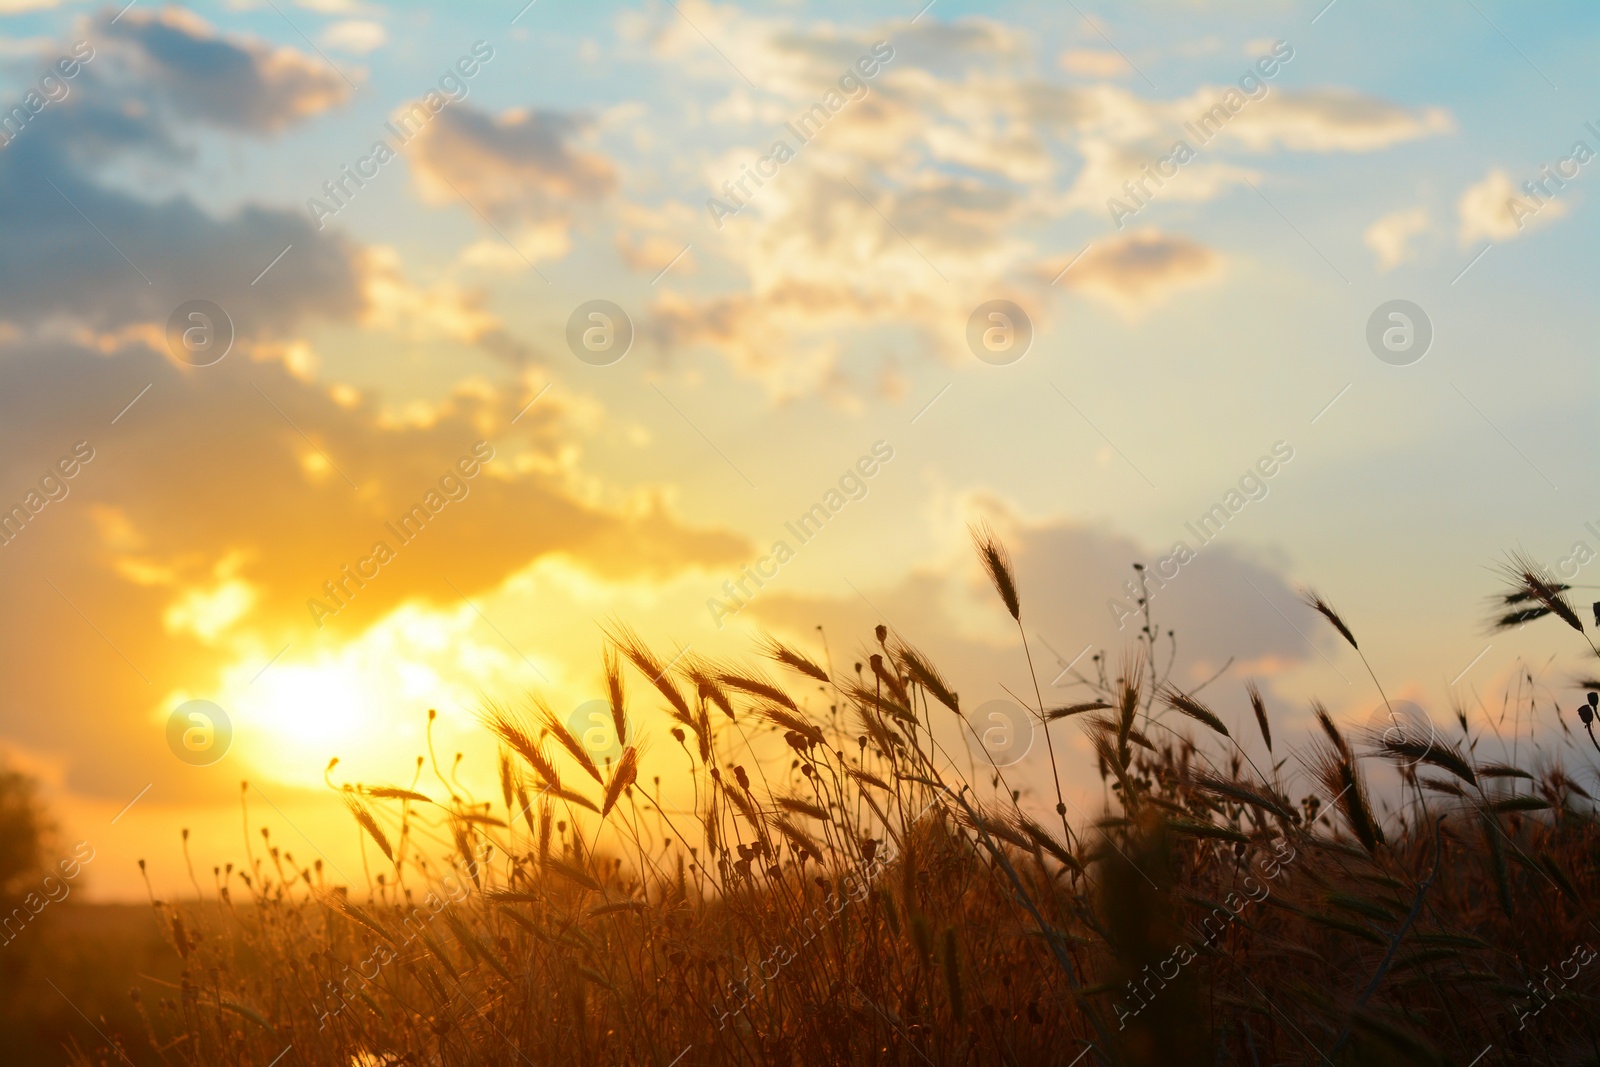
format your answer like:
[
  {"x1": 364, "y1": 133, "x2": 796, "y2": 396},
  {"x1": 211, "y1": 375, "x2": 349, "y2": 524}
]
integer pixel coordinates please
[{"x1": 243, "y1": 662, "x2": 370, "y2": 752}]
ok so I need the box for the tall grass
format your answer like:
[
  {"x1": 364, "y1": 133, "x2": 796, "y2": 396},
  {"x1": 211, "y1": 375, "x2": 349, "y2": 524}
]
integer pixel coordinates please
[{"x1": 80, "y1": 543, "x2": 1600, "y2": 1066}]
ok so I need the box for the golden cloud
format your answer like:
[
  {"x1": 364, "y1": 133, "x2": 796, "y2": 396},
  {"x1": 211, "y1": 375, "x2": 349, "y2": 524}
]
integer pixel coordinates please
[{"x1": 1057, "y1": 228, "x2": 1223, "y2": 315}]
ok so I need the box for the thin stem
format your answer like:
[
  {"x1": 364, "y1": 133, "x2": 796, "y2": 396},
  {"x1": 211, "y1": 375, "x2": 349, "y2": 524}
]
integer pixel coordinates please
[{"x1": 1016, "y1": 618, "x2": 1074, "y2": 846}]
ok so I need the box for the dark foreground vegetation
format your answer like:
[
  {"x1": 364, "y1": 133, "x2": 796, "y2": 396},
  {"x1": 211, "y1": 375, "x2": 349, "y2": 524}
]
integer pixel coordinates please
[{"x1": 13, "y1": 537, "x2": 1600, "y2": 1065}]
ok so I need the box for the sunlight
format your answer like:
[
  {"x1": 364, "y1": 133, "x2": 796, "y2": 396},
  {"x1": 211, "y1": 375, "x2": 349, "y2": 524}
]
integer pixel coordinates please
[{"x1": 242, "y1": 662, "x2": 370, "y2": 753}]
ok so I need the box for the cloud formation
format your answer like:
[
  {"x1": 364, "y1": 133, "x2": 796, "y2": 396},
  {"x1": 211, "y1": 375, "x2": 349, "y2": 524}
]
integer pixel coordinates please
[
  {"x1": 1458, "y1": 168, "x2": 1565, "y2": 244},
  {"x1": 0, "y1": 339, "x2": 746, "y2": 801},
  {"x1": 406, "y1": 105, "x2": 616, "y2": 223},
  {"x1": 99, "y1": 7, "x2": 352, "y2": 133},
  {"x1": 741, "y1": 510, "x2": 1317, "y2": 806},
  {"x1": 639, "y1": 11, "x2": 1450, "y2": 398},
  {"x1": 1059, "y1": 229, "x2": 1223, "y2": 315},
  {"x1": 1364, "y1": 206, "x2": 1430, "y2": 270}
]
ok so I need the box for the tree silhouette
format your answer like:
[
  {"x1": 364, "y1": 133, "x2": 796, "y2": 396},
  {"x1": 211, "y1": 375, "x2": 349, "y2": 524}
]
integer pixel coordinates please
[{"x1": 0, "y1": 765, "x2": 48, "y2": 903}]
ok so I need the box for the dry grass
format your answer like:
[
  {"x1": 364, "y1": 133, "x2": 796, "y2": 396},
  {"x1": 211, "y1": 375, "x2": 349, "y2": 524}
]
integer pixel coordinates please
[{"x1": 68, "y1": 541, "x2": 1600, "y2": 1066}]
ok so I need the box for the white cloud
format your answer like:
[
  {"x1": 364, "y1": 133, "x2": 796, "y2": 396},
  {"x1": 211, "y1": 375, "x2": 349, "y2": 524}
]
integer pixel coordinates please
[
  {"x1": 1364, "y1": 207, "x2": 1430, "y2": 270},
  {"x1": 321, "y1": 19, "x2": 387, "y2": 55},
  {"x1": 1059, "y1": 49, "x2": 1128, "y2": 78},
  {"x1": 1219, "y1": 89, "x2": 1454, "y2": 153},
  {"x1": 640, "y1": 8, "x2": 1452, "y2": 398},
  {"x1": 1458, "y1": 168, "x2": 1566, "y2": 245},
  {"x1": 1056, "y1": 228, "x2": 1224, "y2": 316}
]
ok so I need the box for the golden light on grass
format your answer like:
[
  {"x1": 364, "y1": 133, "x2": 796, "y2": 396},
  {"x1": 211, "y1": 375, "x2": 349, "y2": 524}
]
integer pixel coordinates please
[{"x1": 64, "y1": 534, "x2": 1600, "y2": 1066}]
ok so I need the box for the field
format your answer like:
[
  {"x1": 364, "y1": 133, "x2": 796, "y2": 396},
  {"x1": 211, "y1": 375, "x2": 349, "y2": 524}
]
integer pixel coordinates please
[{"x1": 7, "y1": 536, "x2": 1600, "y2": 1067}]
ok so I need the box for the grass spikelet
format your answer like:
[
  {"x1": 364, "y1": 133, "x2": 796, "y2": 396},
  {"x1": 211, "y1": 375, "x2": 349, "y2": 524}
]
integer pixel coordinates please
[
  {"x1": 537, "y1": 699, "x2": 604, "y2": 784},
  {"x1": 601, "y1": 746, "x2": 639, "y2": 817},
  {"x1": 1245, "y1": 680, "x2": 1272, "y2": 752},
  {"x1": 605, "y1": 622, "x2": 694, "y2": 721},
  {"x1": 418, "y1": 932, "x2": 460, "y2": 980},
  {"x1": 1089, "y1": 729, "x2": 1135, "y2": 801},
  {"x1": 1311, "y1": 740, "x2": 1383, "y2": 855},
  {"x1": 1465, "y1": 764, "x2": 1529, "y2": 780},
  {"x1": 694, "y1": 700, "x2": 712, "y2": 762},
  {"x1": 498, "y1": 747, "x2": 515, "y2": 814},
  {"x1": 716, "y1": 669, "x2": 799, "y2": 712},
  {"x1": 869, "y1": 653, "x2": 910, "y2": 706},
  {"x1": 1495, "y1": 606, "x2": 1555, "y2": 629},
  {"x1": 1489, "y1": 795, "x2": 1550, "y2": 814},
  {"x1": 724, "y1": 783, "x2": 765, "y2": 827},
  {"x1": 455, "y1": 810, "x2": 508, "y2": 828},
  {"x1": 1367, "y1": 727, "x2": 1476, "y2": 785},
  {"x1": 851, "y1": 684, "x2": 915, "y2": 726},
  {"x1": 1088, "y1": 713, "x2": 1154, "y2": 752},
  {"x1": 1115, "y1": 658, "x2": 1142, "y2": 759},
  {"x1": 1535, "y1": 851, "x2": 1579, "y2": 901},
  {"x1": 1421, "y1": 776, "x2": 1465, "y2": 797},
  {"x1": 345, "y1": 796, "x2": 395, "y2": 866},
  {"x1": 1313, "y1": 701, "x2": 1351, "y2": 761},
  {"x1": 339, "y1": 901, "x2": 397, "y2": 946},
  {"x1": 483, "y1": 704, "x2": 562, "y2": 789},
  {"x1": 1495, "y1": 550, "x2": 1585, "y2": 633},
  {"x1": 1192, "y1": 772, "x2": 1294, "y2": 821},
  {"x1": 515, "y1": 783, "x2": 535, "y2": 833},
  {"x1": 770, "y1": 815, "x2": 822, "y2": 860},
  {"x1": 585, "y1": 900, "x2": 649, "y2": 920},
  {"x1": 963, "y1": 807, "x2": 1031, "y2": 851},
  {"x1": 1046, "y1": 701, "x2": 1110, "y2": 720},
  {"x1": 775, "y1": 795, "x2": 830, "y2": 821},
  {"x1": 682, "y1": 659, "x2": 736, "y2": 721},
  {"x1": 443, "y1": 909, "x2": 516, "y2": 984},
  {"x1": 847, "y1": 766, "x2": 891, "y2": 791},
  {"x1": 605, "y1": 646, "x2": 628, "y2": 744},
  {"x1": 1166, "y1": 816, "x2": 1250, "y2": 844},
  {"x1": 854, "y1": 705, "x2": 903, "y2": 756},
  {"x1": 537, "y1": 795, "x2": 551, "y2": 864},
  {"x1": 452, "y1": 821, "x2": 480, "y2": 886},
  {"x1": 363, "y1": 785, "x2": 434, "y2": 804},
  {"x1": 544, "y1": 856, "x2": 601, "y2": 892},
  {"x1": 759, "y1": 705, "x2": 826, "y2": 747},
  {"x1": 700, "y1": 680, "x2": 735, "y2": 720},
  {"x1": 546, "y1": 785, "x2": 600, "y2": 814},
  {"x1": 848, "y1": 681, "x2": 915, "y2": 723},
  {"x1": 1016, "y1": 815, "x2": 1082, "y2": 872},
  {"x1": 970, "y1": 521, "x2": 1020, "y2": 622},
  {"x1": 759, "y1": 633, "x2": 831, "y2": 682},
  {"x1": 894, "y1": 641, "x2": 960, "y2": 714},
  {"x1": 1160, "y1": 686, "x2": 1230, "y2": 737},
  {"x1": 1302, "y1": 589, "x2": 1360, "y2": 650}
]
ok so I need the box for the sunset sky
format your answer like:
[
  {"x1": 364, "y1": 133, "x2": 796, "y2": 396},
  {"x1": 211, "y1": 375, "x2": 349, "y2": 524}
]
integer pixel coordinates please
[{"x1": 1, "y1": 0, "x2": 1597, "y2": 898}]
